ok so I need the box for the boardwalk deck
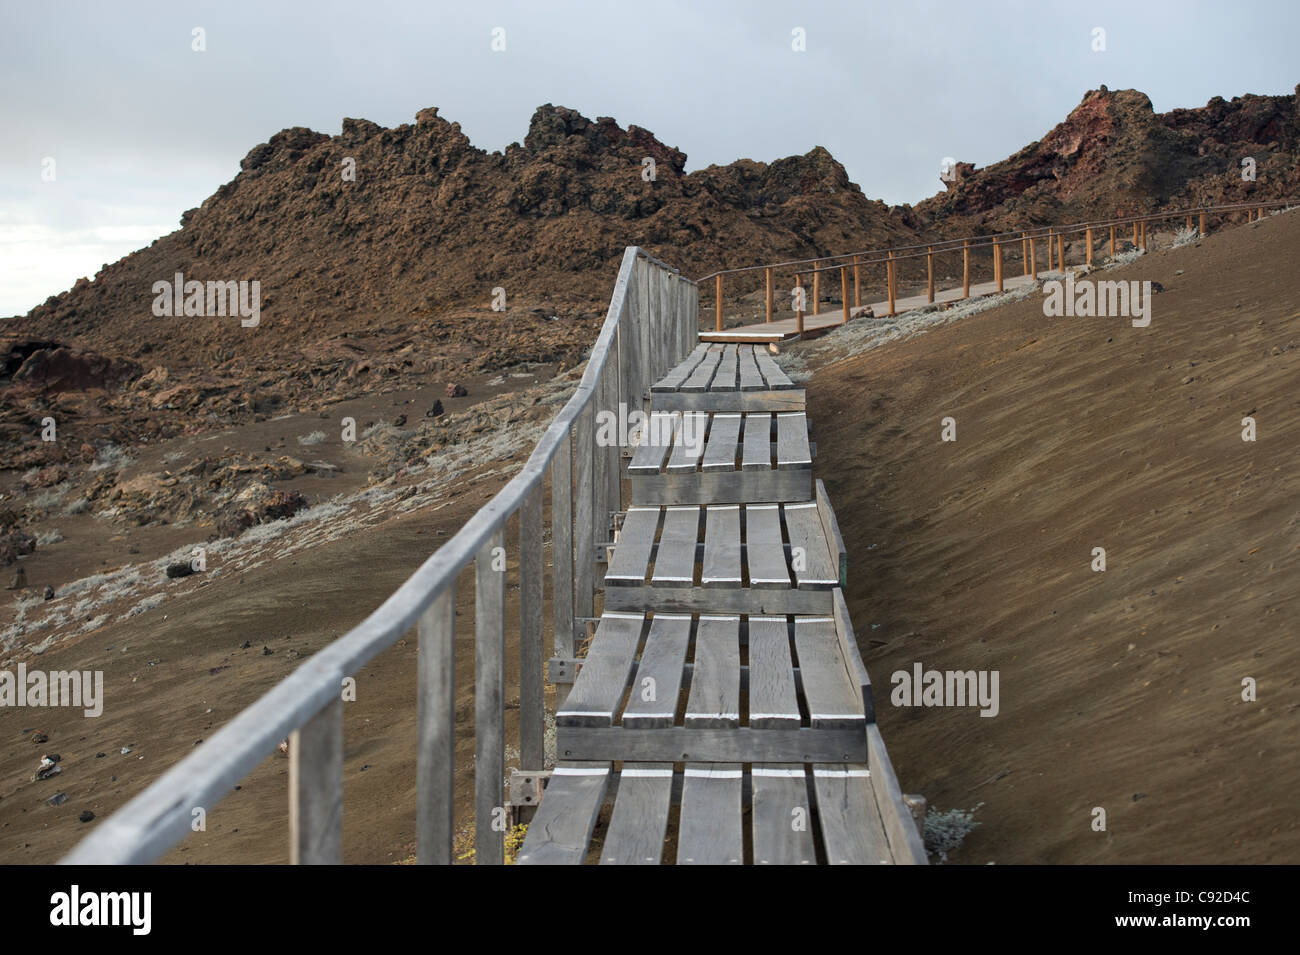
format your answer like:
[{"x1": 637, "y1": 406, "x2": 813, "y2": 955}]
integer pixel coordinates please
[{"x1": 519, "y1": 339, "x2": 926, "y2": 865}]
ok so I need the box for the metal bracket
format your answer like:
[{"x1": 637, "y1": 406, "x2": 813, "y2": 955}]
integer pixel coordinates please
[{"x1": 547, "y1": 656, "x2": 583, "y2": 684}]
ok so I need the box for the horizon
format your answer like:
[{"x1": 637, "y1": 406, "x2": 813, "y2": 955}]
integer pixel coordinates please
[{"x1": 2, "y1": 0, "x2": 1298, "y2": 316}]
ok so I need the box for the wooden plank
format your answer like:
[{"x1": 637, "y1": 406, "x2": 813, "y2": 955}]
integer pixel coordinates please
[
  {"x1": 685, "y1": 614, "x2": 740, "y2": 728},
  {"x1": 475, "y1": 528, "x2": 507, "y2": 865},
  {"x1": 574, "y1": 402, "x2": 596, "y2": 618},
  {"x1": 680, "y1": 346, "x2": 722, "y2": 392},
  {"x1": 867, "y1": 724, "x2": 929, "y2": 864},
  {"x1": 289, "y1": 697, "x2": 343, "y2": 864},
  {"x1": 794, "y1": 616, "x2": 865, "y2": 729},
  {"x1": 515, "y1": 763, "x2": 611, "y2": 865},
  {"x1": 814, "y1": 478, "x2": 848, "y2": 588},
  {"x1": 599, "y1": 764, "x2": 674, "y2": 864},
  {"x1": 776, "y1": 413, "x2": 812, "y2": 469},
  {"x1": 700, "y1": 413, "x2": 742, "y2": 472},
  {"x1": 605, "y1": 506, "x2": 659, "y2": 585},
  {"x1": 753, "y1": 348, "x2": 797, "y2": 389},
  {"x1": 831, "y1": 588, "x2": 875, "y2": 723},
  {"x1": 627, "y1": 411, "x2": 678, "y2": 475},
  {"x1": 784, "y1": 502, "x2": 839, "y2": 588},
  {"x1": 745, "y1": 504, "x2": 790, "y2": 588},
  {"x1": 742, "y1": 412, "x2": 773, "y2": 470},
  {"x1": 651, "y1": 390, "x2": 806, "y2": 414},
  {"x1": 651, "y1": 344, "x2": 708, "y2": 392},
  {"x1": 752, "y1": 764, "x2": 816, "y2": 864},
  {"x1": 519, "y1": 486, "x2": 544, "y2": 770},
  {"x1": 747, "y1": 616, "x2": 800, "y2": 729},
  {"x1": 737, "y1": 345, "x2": 764, "y2": 391},
  {"x1": 556, "y1": 726, "x2": 868, "y2": 763},
  {"x1": 710, "y1": 343, "x2": 739, "y2": 391},
  {"x1": 812, "y1": 765, "x2": 893, "y2": 864},
  {"x1": 603, "y1": 584, "x2": 831, "y2": 616},
  {"x1": 701, "y1": 505, "x2": 742, "y2": 587},
  {"x1": 650, "y1": 506, "x2": 698, "y2": 586},
  {"x1": 627, "y1": 469, "x2": 812, "y2": 506},
  {"x1": 622, "y1": 613, "x2": 691, "y2": 727},
  {"x1": 556, "y1": 612, "x2": 644, "y2": 726},
  {"x1": 677, "y1": 764, "x2": 743, "y2": 864},
  {"x1": 416, "y1": 586, "x2": 455, "y2": 865},
  {"x1": 664, "y1": 412, "x2": 707, "y2": 472}
]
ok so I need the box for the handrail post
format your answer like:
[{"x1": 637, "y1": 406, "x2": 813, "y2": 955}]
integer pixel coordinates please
[
  {"x1": 812, "y1": 261, "x2": 820, "y2": 316},
  {"x1": 1046, "y1": 229, "x2": 1053, "y2": 271},
  {"x1": 475, "y1": 528, "x2": 507, "y2": 865},
  {"x1": 714, "y1": 274, "x2": 723, "y2": 332},
  {"x1": 887, "y1": 252, "x2": 897, "y2": 316},
  {"x1": 840, "y1": 266, "x2": 849, "y2": 324},
  {"x1": 519, "y1": 485, "x2": 544, "y2": 771},
  {"x1": 795, "y1": 273, "x2": 805, "y2": 336},
  {"x1": 765, "y1": 267, "x2": 773, "y2": 323},
  {"x1": 573, "y1": 403, "x2": 595, "y2": 618},
  {"x1": 417, "y1": 585, "x2": 455, "y2": 864},
  {"x1": 852, "y1": 254, "x2": 861, "y2": 308},
  {"x1": 290, "y1": 697, "x2": 343, "y2": 864},
  {"x1": 1028, "y1": 231, "x2": 1037, "y2": 278},
  {"x1": 994, "y1": 237, "x2": 1003, "y2": 292},
  {"x1": 551, "y1": 429, "x2": 574, "y2": 660},
  {"x1": 1109, "y1": 224, "x2": 1116, "y2": 259},
  {"x1": 926, "y1": 246, "x2": 934, "y2": 303},
  {"x1": 1132, "y1": 221, "x2": 1139, "y2": 246},
  {"x1": 1021, "y1": 232, "x2": 1029, "y2": 277},
  {"x1": 1199, "y1": 211, "x2": 1207, "y2": 236},
  {"x1": 962, "y1": 240, "x2": 970, "y2": 298},
  {"x1": 1085, "y1": 226, "x2": 1093, "y2": 267}
]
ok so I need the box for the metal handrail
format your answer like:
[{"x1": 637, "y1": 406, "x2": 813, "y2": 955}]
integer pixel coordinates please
[{"x1": 62, "y1": 247, "x2": 699, "y2": 864}]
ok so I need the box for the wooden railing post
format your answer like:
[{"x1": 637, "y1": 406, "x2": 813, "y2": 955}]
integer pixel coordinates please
[
  {"x1": 1028, "y1": 231, "x2": 1037, "y2": 278},
  {"x1": 290, "y1": 697, "x2": 344, "y2": 865},
  {"x1": 1085, "y1": 226, "x2": 1093, "y2": 267},
  {"x1": 994, "y1": 237, "x2": 1004, "y2": 292},
  {"x1": 962, "y1": 240, "x2": 970, "y2": 298},
  {"x1": 714, "y1": 274, "x2": 723, "y2": 332},
  {"x1": 926, "y1": 247, "x2": 935, "y2": 303},
  {"x1": 765, "y1": 267, "x2": 773, "y2": 324},
  {"x1": 1109, "y1": 224, "x2": 1116, "y2": 259},
  {"x1": 474, "y1": 528, "x2": 507, "y2": 865},
  {"x1": 551, "y1": 429, "x2": 574, "y2": 660},
  {"x1": 887, "y1": 252, "x2": 897, "y2": 316},
  {"x1": 519, "y1": 485, "x2": 544, "y2": 771},
  {"x1": 853, "y1": 254, "x2": 861, "y2": 308},
  {"x1": 1132, "y1": 221, "x2": 1139, "y2": 246},
  {"x1": 1021, "y1": 232, "x2": 1029, "y2": 277},
  {"x1": 795, "y1": 273, "x2": 805, "y2": 336},
  {"x1": 1185, "y1": 214, "x2": 1192, "y2": 232},
  {"x1": 812, "y1": 261, "x2": 820, "y2": 316},
  {"x1": 1046, "y1": 229, "x2": 1053, "y2": 271},
  {"x1": 417, "y1": 585, "x2": 455, "y2": 864},
  {"x1": 573, "y1": 403, "x2": 595, "y2": 618},
  {"x1": 1199, "y1": 211, "x2": 1207, "y2": 236},
  {"x1": 840, "y1": 266, "x2": 849, "y2": 324}
]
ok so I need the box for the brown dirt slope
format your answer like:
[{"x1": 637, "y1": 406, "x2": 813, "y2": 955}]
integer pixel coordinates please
[{"x1": 807, "y1": 209, "x2": 1300, "y2": 864}]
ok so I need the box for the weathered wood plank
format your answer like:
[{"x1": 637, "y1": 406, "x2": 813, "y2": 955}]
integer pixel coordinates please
[
  {"x1": 627, "y1": 411, "x2": 679, "y2": 475},
  {"x1": 711, "y1": 344, "x2": 739, "y2": 392},
  {"x1": 520, "y1": 486, "x2": 544, "y2": 770},
  {"x1": 745, "y1": 504, "x2": 790, "y2": 588},
  {"x1": 831, "y1": 588, "x2": 875, "y2": 723},
  {"x1": 416, "y1": 586, "x2": 455, "y2": 864},
  {"x1": 753, "y1": 348, "x2": 797, "y2": 389},
  {"x1": 752, "y1": 764, "x2": 816, "y2": 865},
  {"x1": 515, "y1": 763, "x2": 611, "y2": 865},
  {"x1": 289, "y1": 697, "x2": 343, "y2": 865},
  {"x1": 867, "y1": 724, "x2": 930, "y2": 864},
  {"x1": 603, "y1": 584, "x2": 831, "y2": 616},
  {"x1": 677, "y1": 764, "x2": 743, "y2": 864},
  {"x1": 742, "y1": 413, "x2": 773, "y2": 470},
  {"x1": 551, "y1": 430, "x2": 575, "y2": 658},
  {"x1": 627, "y1": 469, "x2": 811, "y2": 506},
  {"x1": 556, "y1": 612, "x2": 644, "y2": 727},
  {"x1": 685, "y1": 614, "x2": 740, "y2": 728},
  {"x1": 650, "y1": 389, "x2": 806, "y2": 414},
  {"x1": 700, "y1": 413, "x2": 741, "y2": 472},
  {"x1": 557, "y1": 727, "x2": 866, "y2": 763},
  {"x1": 622, "y1": 613, "x2": 691, "y2": 727},
  {"x1": 747, "y1": 616, "x2": 800, "y2": 729},
  {"x1": 649, "y1": 506, "x2": 698, "y2": 586},
  {"x1": 784, "y1": 502, "x2": 839, "y2": 588},
  {"x1": 599, "y1": 764, "x2": 674, "y2": 864},
  {"x1": 701, "y1": 505, "x2": 742, "y2": 586},
  {"x1": 475, "y1": 529, "x2": 507, "y2": 865},
  {"x1": 812, "y1": 765, "x2": 894, "y2": 864},
  {"x1": 815, "y1": 478, "x2": 848, "y2": 588},
  {"x1": 794, "y1": 616, "x2": 865, "y2": 729},
  {"x1": 776, "y1": 412, "x2": 812, "y2": 469},
  {"x1": 651, "y1": 344, "x2": 708, "y2": 392},
  {"x1": 680, "y1": 346, "x2": 722, "y2": 392},
  {"x1": 737, "y1": 345, "x2": 764, "y2": 392},
  {"x1": 605, "y1": 506, "x2": 659, "y2": 585},
  {"x1": 664, "y1": 412, "x2": 707, "y2": 472}
]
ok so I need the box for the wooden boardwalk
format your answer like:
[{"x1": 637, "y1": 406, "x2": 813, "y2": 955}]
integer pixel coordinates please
[
  {"x1": 702, "y1": 271, "x2": 1044, "y2": 343},
  {"x1": 517, "y1": 344, "x2": 928, "y2": 865}
]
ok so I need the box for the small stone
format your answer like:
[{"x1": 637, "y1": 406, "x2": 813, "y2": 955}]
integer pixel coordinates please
[
  {"x1": 32, "y1": 732, "x2": 48, "y2": 744},
  {"x1": 43, "y1": 585, "x2": 55, "y2": 600},
  {"x1": 46, "y1": 792, "x2": 68, "y2": 807},
  {"x1": 166, "y1": 561, "x2": 195, "y2": 579},
  {"x1": 240, "y1": 640, "x2": 251, "y2": 649},
  {"x1": 262, "y1": 646, "x2": 273, "y2": 655},
  {"x1": 426, "y1": 399, "x2": 444, "y2": 418},
  {"x1": 1175, "y1": 269, "x2": 1184, "y2": 275},
  {"x1": 79, "y1": 810, "x2": 95, "y2": 823},
  {"x1": 120, "y1": 746, "x2": 132, "y2": 755}
]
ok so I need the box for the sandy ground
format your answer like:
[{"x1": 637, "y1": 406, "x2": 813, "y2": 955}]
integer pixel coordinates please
[{"x1": 799, "y1": 210, "x2": 1300, "y2": 863}]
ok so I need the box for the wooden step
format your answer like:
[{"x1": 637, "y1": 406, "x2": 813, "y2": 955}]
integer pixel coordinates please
[
  {"x1": 627, "y1": 410, "x2": 812, "y2": 504},
  {"x1": 650, "y1": 343, "x2": 804, "y2": 412}
]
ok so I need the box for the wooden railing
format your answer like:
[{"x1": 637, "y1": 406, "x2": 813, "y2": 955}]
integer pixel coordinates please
[
  {"x1": 700, "y1": 198, "x2": 1297, "y2": 333},
  {"x1": 62, "y1": 248, "x2": 698, "y2": 865}
]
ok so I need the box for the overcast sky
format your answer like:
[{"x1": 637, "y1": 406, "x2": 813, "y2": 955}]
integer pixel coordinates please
[{"x1": 2, "y1": 0, "x2": 1296, "y2": 316}]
